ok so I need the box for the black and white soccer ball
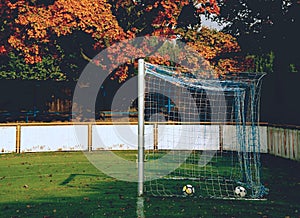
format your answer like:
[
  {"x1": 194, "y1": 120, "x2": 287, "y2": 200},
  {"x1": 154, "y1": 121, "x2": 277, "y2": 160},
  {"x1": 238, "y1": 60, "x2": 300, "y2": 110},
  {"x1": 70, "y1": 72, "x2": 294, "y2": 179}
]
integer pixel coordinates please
[
  {"x1": 182, "y1": 184, "x2": 195, "y2": 196},
  {"x1": 234, "y1": 186, "x2": 247, "y2": 198}
]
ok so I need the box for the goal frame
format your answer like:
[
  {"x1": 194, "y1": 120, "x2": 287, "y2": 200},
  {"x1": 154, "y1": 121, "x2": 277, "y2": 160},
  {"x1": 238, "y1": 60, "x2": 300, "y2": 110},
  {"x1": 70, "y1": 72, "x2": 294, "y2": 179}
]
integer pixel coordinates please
[
  {"x1": 138, "y1": 59, "x2": 145, "y2": 196},
  {"x1": 137, "y1": 59, "x2": 266, "y2": 198}
]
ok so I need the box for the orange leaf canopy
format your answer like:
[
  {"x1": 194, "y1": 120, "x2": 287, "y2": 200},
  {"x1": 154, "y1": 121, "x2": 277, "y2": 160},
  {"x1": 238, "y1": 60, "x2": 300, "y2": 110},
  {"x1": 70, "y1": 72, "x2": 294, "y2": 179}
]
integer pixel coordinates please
[
  {"x1": 4, "y1": 0, "x2": 252, "y2": 80},
  {"x1": 7, "y1": 0, "x2": 127, "y2": 63}
]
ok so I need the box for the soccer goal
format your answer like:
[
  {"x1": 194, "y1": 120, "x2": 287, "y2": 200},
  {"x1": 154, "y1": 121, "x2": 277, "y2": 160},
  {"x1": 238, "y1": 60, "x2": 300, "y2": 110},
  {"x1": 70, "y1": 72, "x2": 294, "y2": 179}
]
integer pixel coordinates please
[{"x1": 137, "y1": 59, "x2": 268, "y2": 199}]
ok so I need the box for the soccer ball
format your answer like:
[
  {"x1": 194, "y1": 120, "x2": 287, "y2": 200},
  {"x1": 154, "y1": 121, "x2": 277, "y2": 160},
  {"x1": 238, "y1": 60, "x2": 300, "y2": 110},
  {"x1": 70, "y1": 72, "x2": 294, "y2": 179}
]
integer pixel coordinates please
[
  {"x1": 182, "y1": 184, "x2": 195, "y2": 196},
  {"x1": 234, "y1": 186, "x2": 247, "y2": 198}
]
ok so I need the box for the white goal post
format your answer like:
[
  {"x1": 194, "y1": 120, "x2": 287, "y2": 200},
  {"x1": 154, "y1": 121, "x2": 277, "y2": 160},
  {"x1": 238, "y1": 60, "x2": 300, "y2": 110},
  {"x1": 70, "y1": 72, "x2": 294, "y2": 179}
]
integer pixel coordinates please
[{"x1": 138, "y1": 59, "x2": 145, "y2": 196}]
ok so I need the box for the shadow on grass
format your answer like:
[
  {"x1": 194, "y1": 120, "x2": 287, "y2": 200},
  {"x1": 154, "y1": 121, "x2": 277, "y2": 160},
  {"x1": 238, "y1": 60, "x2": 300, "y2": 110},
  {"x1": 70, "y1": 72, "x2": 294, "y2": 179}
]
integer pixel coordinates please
[
  {"x1": 0, "y1": 179, "x2": 138, "y2": 218},
  {"x1": 59, "y1": 173, "x2": 100, "y2": 186},
  {"x1": 0, "y1": 154, "x2": 299, "y2": 218}
]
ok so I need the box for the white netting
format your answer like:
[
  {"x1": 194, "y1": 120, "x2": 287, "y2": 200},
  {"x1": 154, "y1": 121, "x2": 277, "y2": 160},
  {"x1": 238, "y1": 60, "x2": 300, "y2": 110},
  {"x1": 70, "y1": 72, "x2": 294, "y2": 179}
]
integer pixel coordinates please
[{"x1": 141, "y1": 62, "x2": 267, "y2": 199}]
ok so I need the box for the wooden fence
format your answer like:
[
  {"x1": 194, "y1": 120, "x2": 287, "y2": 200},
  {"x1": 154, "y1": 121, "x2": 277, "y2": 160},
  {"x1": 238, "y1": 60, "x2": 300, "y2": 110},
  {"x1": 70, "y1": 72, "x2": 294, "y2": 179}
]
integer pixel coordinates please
[
  {"x1": 267, "y1": 126, "x2": 300, "y2": 161},
  {"x1": 0, "y1": 122, "x2": 299, "y2": 161}
]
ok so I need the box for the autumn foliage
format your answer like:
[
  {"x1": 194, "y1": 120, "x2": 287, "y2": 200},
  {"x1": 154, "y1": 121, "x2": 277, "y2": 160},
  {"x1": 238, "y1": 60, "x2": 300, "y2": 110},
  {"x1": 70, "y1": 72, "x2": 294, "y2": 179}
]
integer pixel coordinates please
[
  {"x1": 1, "y1": 0, "x2": 252, "y2": 81},
  {"x1": 4, "y1": 0, "x2": 128, "y2": 63}
]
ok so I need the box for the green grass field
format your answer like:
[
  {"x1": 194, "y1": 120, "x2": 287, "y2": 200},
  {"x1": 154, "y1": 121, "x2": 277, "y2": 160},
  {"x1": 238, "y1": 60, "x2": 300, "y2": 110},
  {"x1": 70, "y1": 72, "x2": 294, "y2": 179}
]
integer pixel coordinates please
[{"x1": 0, "y1": 151, "x2": 299, "y2": 218}]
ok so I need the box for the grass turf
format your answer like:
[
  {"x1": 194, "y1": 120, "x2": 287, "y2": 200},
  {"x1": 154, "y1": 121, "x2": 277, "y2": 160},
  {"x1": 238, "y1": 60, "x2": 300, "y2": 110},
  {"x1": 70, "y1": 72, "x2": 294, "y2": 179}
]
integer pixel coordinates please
[{"x1": 0, "y1": 151, "x2": 299, "y2": 218}]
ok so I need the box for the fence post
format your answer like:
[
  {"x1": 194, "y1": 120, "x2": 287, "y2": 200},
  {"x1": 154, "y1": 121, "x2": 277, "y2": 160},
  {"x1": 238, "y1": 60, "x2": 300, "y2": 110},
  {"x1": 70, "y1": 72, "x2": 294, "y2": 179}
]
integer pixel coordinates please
[
  {"x1": 219, "y1": 125, "x2": 223, "y2": 152},
  {"x1": 297, "y1": 130, "x2": 300, "y2": 160},
  {"x1": 88, "y1": 123, "x2": 92, "y2": 152},
  {"x1": 16, "y1": 124, "x2": 21, "y2": 153},
  {"x1": 267, "y1": 127, "x2": 272, "y2": 154},
  {"x1": 154, "y1": 123, "x2": 158, "y2": 151}
]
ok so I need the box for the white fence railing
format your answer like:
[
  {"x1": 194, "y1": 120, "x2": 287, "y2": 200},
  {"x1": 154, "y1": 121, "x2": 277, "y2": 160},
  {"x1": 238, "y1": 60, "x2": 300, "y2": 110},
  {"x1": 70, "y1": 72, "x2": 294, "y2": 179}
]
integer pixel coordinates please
[{"x1": 0, "y1": 122, "x2": 299, "y2": 161}]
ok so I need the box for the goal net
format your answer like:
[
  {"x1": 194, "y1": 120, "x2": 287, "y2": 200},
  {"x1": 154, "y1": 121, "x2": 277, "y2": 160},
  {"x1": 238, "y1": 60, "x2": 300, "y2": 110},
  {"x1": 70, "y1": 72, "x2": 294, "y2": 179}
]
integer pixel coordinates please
[{"x1": 138, "y1": 60, "x2": 268, "y2": 199}]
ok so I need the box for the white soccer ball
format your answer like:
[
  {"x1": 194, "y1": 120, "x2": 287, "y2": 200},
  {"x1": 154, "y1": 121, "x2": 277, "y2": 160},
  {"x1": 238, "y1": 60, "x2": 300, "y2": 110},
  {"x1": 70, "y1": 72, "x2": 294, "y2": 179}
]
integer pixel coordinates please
[
  {"x1": 182, "y1": 184, "x2": 195, "y2": 196},
  {"x1": 234, "y1": 186, "x2": 247, "y2": 198}
]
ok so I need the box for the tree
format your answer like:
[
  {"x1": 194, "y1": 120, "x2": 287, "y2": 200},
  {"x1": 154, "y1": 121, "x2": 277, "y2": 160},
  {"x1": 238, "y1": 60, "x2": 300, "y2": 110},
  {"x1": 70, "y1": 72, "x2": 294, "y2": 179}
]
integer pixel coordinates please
[
  {"x1": 4, "y1": 0, "x2": 126, "y2": 62},
  {"x1": 215, "y1": 0, "x2": 300, "y2": 73},
  {"x1": 215, "y1": 0, "x2": 300, "y2": 125},
  {"x1": 1, "y1": 0, "x2": 253, "y2": 81}
]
